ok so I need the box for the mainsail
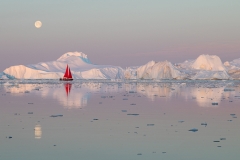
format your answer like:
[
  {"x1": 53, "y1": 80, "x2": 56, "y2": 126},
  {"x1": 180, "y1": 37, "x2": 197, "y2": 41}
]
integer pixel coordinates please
[{"x1": 63, "y1": 65, "x2": 73, "y2": 79}]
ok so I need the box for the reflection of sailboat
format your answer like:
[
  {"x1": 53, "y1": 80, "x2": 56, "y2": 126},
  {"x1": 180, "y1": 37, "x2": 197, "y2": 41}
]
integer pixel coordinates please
[
  {"x1": 60, "y1": 64, "x2": 73, "y2": 81},
  {"x1": 64, "y1": 83, "x2": 72, "y2": 97}
]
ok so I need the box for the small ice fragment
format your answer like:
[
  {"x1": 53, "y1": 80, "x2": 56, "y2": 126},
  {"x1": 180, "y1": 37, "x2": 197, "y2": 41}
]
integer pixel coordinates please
[
  {"x1": 189, "y1": 128, "x2": 198, "y2": 132},
  {"x1": 224, "y1": 88, "x2": 235, "y2": 91},
  {"x1": 127, "y1": 114, "x2": 139, "y2": 116},
  {"x1": 137, "y1": 153, "x2": 142, "y2": 155},
  {"x1": 123, "y1": 98, "x2": 128, "y2": 100},
  {"x1": 147, "y1": 124, "x2": 154, "y2": 126},
  {"x1": 162, "y1": 152, "x2": 166, "y2": 154},
  {"x1": 178, "y1": 120, "x2": 184, "y2": 123},
  {"x1": 25, "y1": 91, "x2": 30, "y2": 93},
  {"x1": 212, "y1": 103, "x2": 218, "y2": 105},
  {"x1": 220, "y1": 138, "x2": 226, "y2": 140},
  {"x1": 213, "y1": 141, "x2": 220, "y2": 142},
  {"x1": 217, "y1": 146, "x2": 221, "y2": 147},
  {"x1": 8, "y1": 136, "x2": 12, "y2": 139},
  {"x1": 122, "y1": 110, "x2": 127, "y2": 112},
  {"x1": 129, "y1": 91, "x2": 135, "y2": 93},
  {"x1": 201, "y1": 122, "x2": 207, "y2": 126},
  {"x1": 50, "y1": 115, "x2": 63, "y2": 117},
  {"x1": 130, "y1": 103, "x2": 136, "y2": 105},
  {"x1": 93, "y1": 119, "x2": 98, "y2": 120},
  {"x1": 230, "y1": 114, "x2": 236, "y2": 116},
  {"x1": 28, "y1": 112, "x2": 33, "y2": 114}
]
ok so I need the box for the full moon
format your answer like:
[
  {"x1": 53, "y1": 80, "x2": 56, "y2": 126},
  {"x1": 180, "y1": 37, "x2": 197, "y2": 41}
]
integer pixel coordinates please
[{"x1": 35, "y1": 21, "x2": 42, "y2": 28}]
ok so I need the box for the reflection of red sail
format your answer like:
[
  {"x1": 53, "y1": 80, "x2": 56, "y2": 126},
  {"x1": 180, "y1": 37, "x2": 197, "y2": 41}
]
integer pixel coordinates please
[
  {"x1": 60, "y1": 64, "x2": 73, "y2": 81},
  {"x1": 64, "y1": 83, "x2": 72, "y2": 97}
]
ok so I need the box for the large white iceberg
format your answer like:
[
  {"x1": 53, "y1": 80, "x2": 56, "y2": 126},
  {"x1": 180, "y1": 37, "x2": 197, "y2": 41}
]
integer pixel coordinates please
[
  {"x1": 176, "y1": 54, "x2": 230, "y2": 80},
  {"x1": 3, "y1": 52, "x2": 124, "y2": 79},
  {"x1": 192, "y1": 54, "x2": 226, "y2": 71},
  {"x1": 137, "y1": 60, "x2": 184, "y2": 79}
]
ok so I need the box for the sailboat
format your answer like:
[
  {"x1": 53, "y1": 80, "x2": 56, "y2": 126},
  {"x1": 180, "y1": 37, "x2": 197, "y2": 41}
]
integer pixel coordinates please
[{"x1": 60, "y1": 64, "x2": 73, "y2": 81}]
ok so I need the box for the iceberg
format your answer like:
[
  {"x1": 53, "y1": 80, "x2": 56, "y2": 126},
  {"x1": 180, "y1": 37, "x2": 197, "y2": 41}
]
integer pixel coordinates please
[
  {"x1": 192, "y1": 54, "x2": 226, "y2": 71},
  {"x1": 177, "y1": 54, "x2": 231, "y2": 80},
  {"x1": 136, "y1": 60, "x2": 184, "y2": 80},
  {"x1": 191, "y1": 70, "x2": 230, "y2": 80},
  {"x1": 224, "y1": 58, "x2": 240, "y2": 79},
  {"x1": 2, "y1": 52, "x2": 124, "y2": 80}
]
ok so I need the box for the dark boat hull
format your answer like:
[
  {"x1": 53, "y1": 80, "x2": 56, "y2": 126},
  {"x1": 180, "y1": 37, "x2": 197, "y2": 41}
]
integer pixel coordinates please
[{"x1": 60, "y1": 78, "x2": 73, "y2": 81}]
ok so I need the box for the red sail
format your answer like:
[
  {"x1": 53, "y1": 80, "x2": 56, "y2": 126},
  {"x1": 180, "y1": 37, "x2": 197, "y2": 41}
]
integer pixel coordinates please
[
  {"x1": 63, "y1": 65, "x2": 69, "y2": 78},
  {"x1": 63, "y1": 65, "x2": 73, "y2": 79},
  {"x1": 68, "y1": 67, "x2": 73, "y2": 79}
]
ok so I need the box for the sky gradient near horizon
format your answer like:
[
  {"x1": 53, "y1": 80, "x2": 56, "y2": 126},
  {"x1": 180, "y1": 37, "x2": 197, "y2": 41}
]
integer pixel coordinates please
[{"x1": 1, "y1": 0, "x2": 240, "y2": 70}]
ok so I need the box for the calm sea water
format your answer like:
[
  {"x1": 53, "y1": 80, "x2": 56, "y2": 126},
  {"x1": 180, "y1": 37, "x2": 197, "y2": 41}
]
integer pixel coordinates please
[{"x1": 0, "y1": 80, "x2": 240, "y2": 160}]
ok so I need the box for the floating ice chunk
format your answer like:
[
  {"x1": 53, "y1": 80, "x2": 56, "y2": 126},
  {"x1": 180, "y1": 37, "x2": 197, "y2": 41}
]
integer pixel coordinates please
[
  {"x1": 50, "y1": 115, "x2": 63, "y2": 117},
  {"x1": 147, "y1": 124, "x2": 155, "y2": 126},
  {"x1": 188, "y1": 128, "x2": 198, "y2": 132},
  {"x1": 212, "y1": 103, "x2": 218, "y2": 105},
  {"x1": 224, "y1": 88, "x2": 235, "y2": 91},
  {"x1": 127, "y1": 114, "x2": 139, "y2": 116},
  {"x1": 178, "y1": 120, "x2": 184, "y2": 123}
]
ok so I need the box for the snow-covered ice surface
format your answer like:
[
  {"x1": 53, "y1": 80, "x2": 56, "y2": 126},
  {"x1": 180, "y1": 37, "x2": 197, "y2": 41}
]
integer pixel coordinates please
[
  {"x1": 1, "y1": 53, "x2": 240, "y2": 80},
  {"x1": 1, "y1": 80, "x2": 240, "y2": 160}
]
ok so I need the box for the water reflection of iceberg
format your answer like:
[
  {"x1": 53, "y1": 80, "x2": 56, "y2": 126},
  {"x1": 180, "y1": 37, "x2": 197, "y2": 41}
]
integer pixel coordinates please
[
  {"x1": 136, "y1": 83, "x2": 175, "y2": 101},
  {"x1": 3, "y1": 81, "x2": 240, "y2": 108},
  {"x1": 35, "y1": 124, "x2": 42, "y2": 139},
  {"x1": 191, "y1": 87, "x2": 224, "y2": 107}
]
